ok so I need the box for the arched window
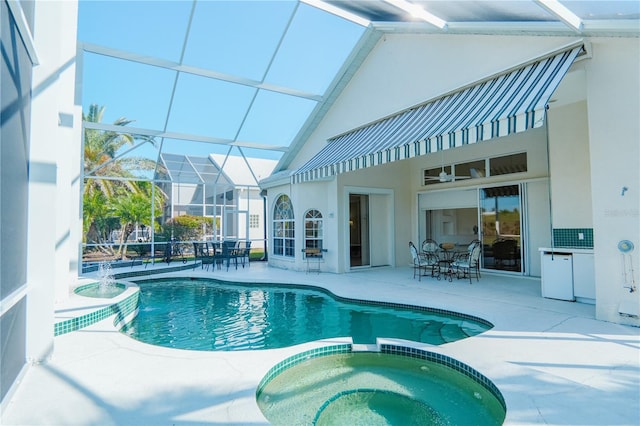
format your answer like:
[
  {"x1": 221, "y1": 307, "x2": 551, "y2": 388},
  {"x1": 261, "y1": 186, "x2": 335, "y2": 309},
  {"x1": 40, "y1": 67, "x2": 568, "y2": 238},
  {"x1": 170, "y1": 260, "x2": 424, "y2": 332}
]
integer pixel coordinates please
[
  {"x1": 273, "y1": 195, "x2": 294, "y2": 257},
  {"x1": 304, "y1": 209, "x2": 323, "y2": 250}
]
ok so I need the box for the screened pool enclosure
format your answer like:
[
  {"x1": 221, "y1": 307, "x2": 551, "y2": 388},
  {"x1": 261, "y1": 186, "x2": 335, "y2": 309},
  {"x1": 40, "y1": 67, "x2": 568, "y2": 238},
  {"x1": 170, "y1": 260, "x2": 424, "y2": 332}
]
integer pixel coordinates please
[
  {"x1": 82, "y1": 142, "x2": 271, "y2": 265},
  {"x1": 77, "y1": 1, "x2": 364, "y2": 265}
]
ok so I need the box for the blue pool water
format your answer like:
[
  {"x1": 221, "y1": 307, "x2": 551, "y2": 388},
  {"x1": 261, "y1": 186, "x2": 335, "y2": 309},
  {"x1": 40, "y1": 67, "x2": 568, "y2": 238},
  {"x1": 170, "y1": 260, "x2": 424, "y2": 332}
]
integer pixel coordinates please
[
  {"x1": 75, "y1": 282, "x2": 126, "y2": 299},
  {"x1": 121, "y1": 278, "x2": 492, "y2": 351}
]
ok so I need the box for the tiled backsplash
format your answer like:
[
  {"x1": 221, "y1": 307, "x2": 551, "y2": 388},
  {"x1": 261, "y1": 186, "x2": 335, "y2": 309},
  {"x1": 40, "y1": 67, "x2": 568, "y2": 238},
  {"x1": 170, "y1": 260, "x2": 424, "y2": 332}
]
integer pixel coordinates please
[{"x1": 553, "y1": 228, "x2": 593, "y2": 248}]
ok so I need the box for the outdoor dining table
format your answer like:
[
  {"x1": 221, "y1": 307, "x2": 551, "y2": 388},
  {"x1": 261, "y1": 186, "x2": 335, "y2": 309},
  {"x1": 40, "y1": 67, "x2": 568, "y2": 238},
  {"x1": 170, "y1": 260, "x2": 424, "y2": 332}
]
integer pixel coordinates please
[
  {"x1": 437, "y1": 242, "x2": 465, "y2": 281},
  {"x1": 438, "y1": 242, "x2": 457, "y2": 261}
]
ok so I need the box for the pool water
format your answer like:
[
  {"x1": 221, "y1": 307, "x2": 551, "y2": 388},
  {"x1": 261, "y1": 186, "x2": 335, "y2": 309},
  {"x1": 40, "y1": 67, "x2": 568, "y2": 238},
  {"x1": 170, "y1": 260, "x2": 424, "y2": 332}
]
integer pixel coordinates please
[
  {"x1": 75, "y1": 282, "x2": 126, "y2": 299},
  {"x1": 314, "y1": 389, "x2": 443, "y2": 425},
  {"x1": 121, "y1": 278, "x2": 491, "y2": 351},
  {"x1": 257, "y1": 351, "x2": 506, "y2": 425}
]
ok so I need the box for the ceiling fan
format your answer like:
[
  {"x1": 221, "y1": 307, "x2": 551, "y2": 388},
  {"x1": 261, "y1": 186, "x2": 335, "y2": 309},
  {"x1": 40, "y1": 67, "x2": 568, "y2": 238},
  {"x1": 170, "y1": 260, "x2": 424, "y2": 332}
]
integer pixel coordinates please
[
  {"x1": 425, "y1": 166, "x2": 473, "y2": 182},
  {"x1": 423, "y1": 149, "x2": 482, "y2": 183}
]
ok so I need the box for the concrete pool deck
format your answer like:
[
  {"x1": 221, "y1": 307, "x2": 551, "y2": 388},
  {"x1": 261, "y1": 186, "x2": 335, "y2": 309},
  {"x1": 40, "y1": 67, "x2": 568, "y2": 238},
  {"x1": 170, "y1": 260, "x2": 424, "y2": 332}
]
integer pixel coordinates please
[{"x1": 2, "y1": 262, "x2": 639, "y2": 425}]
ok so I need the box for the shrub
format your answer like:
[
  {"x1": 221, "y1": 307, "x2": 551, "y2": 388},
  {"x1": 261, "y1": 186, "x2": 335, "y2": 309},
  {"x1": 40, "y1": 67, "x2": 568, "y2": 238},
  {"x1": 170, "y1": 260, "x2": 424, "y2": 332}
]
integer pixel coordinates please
[{"x1": 162, "y1": 215, "x2": 213, "y2": 241}]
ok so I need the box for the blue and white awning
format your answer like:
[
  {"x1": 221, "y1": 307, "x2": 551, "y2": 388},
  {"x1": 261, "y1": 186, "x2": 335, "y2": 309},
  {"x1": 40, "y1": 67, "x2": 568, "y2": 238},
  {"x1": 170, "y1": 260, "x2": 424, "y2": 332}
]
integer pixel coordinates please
[{"x1": 293, "y1": 44, "x2": 583, "y2": 183}]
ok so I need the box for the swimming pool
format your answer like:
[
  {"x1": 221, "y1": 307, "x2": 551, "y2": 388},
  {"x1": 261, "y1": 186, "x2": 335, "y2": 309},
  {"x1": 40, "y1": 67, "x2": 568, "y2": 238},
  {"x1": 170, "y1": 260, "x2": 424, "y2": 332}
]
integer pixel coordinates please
[{"x1": 121, "y1": 278, "x2": 492, "y2": 351}]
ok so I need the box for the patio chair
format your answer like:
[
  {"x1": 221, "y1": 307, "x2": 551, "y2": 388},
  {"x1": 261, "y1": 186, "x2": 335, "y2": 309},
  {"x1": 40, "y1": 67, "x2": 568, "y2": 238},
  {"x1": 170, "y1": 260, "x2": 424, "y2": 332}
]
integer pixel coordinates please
[
  {"x1": 235, "y1": 240, "x2": 251, "y2": 268},
  {"x1": 421, "y1": 239, "x2": 440, "y2": 256},
  {"x1": 193, "y1": 242, "x2": 204, "y2": 269},
  {"x1": 221, "y1": 240, "x2": 240, "y2": 271},
  {"x1": 208, "y1": 241, "x2": 224, "y2": 270},
  {"x1": 193, "y1": 242, "x2": 215, "y2": 271},
  {"x1": 162, "y1": 241, "x2": 172, "y2": 265},
  {"x1": 452, "y1": 241, "x2": 482, "y2": 284},
  {"x1": 302, "y1": 246, "x2": 326, "y2": 274},
  {"x1": 409, "y1": 241, "x2": 439, "y2": 281},
  {"x1": 492, "y1": 238, "x2": 519, "y2": 269},
  {"x1": 129, "y1": 242, "x2": 150, "y2": 269}
]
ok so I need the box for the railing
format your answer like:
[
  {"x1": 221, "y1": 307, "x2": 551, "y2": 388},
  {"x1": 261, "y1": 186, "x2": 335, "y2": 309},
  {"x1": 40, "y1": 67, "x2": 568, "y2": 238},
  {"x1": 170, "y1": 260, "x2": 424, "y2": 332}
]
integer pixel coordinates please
[{"x1": 82, "y1": 238, "x2": 267, "y2": 271}]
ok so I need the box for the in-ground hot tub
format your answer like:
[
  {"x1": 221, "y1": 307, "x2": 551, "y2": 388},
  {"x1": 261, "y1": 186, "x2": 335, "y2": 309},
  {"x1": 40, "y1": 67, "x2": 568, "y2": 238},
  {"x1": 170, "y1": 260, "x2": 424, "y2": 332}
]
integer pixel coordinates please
[{"x1": 256, "y1": 344, "x2": 506, "y2": 425}]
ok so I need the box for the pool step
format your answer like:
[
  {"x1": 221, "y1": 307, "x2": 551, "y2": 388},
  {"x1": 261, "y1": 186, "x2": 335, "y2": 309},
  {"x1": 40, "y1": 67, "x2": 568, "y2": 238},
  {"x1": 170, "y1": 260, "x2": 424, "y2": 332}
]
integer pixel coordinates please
[
  {"x1": 352, "y1": 343, "x2": 380, "y2": 352},
  {"x1": 440, "y1": 323, "x2": 469, "y2": 343}
]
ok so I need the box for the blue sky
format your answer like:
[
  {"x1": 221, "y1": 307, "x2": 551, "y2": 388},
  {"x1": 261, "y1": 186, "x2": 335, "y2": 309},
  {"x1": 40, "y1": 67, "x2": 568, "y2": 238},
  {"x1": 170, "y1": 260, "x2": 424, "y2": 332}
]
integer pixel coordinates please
[{"x1": 77, "y1": 1, "x2": 365, "y2": 163}]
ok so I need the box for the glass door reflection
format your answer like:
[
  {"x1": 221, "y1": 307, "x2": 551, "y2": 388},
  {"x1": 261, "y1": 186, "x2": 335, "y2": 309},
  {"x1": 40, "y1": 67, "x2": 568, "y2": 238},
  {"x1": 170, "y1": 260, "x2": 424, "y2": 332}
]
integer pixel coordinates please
[{"x1": 480, "y1": 185, "x2": 522, "y2": 272}]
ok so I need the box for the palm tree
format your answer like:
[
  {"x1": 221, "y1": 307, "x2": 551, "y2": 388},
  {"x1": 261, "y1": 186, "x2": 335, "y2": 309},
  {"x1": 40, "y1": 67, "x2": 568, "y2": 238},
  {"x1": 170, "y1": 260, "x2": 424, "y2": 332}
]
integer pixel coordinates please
[
  {"x1": 84, "y1": 105, "x2": 134, "y2": 192},
  {"x1": 83, "y1": 188, "x2": 111, "y2": 244},
  {"x1": 82, "y1": 104, "x2": 165, "y2": 259},
  {"x1": 110, "y1": 182, "x2": 163, "y2": 258}
]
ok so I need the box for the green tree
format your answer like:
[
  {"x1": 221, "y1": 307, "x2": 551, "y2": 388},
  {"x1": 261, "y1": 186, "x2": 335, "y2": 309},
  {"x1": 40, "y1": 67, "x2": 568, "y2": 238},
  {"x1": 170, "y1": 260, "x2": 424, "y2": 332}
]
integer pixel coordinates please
[
  {"x1": 82, "y1": 104, "x2": 165, "y2": 259},
  {"x1": 83, "y1": 189, "x2": 111, "y2": 244},
  {"x1": 110, "y1": 182, "x2": 163, "y2": 258}
]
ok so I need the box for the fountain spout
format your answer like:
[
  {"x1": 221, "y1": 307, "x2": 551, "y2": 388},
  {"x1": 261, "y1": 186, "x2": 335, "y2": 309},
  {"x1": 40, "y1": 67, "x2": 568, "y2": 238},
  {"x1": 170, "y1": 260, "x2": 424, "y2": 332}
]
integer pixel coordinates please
[{"x1": 97, "y1": 261, "x2": 115, "y2": 292}]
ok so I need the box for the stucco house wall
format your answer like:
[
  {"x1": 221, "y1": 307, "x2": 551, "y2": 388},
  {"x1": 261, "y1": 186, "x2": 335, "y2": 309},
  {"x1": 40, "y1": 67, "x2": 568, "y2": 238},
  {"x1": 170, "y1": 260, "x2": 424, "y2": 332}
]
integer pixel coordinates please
[
  {"x1": 584, "y1": 38, "x2": 639, "y2": 324},
  {"x1": 548, "y1": 100, "x2": 592, "y2": 227},
  {"x1": 266, "y1": 33, "x2": 640, "y2": 325}
]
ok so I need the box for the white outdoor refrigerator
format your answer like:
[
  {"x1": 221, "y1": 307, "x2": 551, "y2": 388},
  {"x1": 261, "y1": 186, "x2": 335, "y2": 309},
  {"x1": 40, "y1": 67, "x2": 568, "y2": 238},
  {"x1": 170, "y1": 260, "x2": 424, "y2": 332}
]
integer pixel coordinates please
[{"x1": 541, "y1": 251, "x2": 575, "y2": 301}]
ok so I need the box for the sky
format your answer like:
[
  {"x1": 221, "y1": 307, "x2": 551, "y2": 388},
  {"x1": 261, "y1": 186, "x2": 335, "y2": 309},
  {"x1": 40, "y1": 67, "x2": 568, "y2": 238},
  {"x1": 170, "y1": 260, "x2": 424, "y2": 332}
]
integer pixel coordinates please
[{"x1": 77, "y1": 0, "x2": 366, "y2": 166}]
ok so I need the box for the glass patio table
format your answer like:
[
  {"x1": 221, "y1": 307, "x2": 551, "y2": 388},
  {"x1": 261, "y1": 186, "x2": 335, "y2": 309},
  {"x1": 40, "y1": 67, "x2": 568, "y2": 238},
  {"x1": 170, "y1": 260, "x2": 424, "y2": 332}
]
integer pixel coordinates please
[{"x1": 437, "y1": 243, "x2": 465, "y2": 282}]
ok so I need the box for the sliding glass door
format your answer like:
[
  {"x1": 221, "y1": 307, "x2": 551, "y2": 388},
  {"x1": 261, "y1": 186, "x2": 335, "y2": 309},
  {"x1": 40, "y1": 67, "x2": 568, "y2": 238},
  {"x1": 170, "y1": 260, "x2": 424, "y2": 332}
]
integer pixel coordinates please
[{"x1": 480, "y1": 185, "x2": 522, "y2": 272}]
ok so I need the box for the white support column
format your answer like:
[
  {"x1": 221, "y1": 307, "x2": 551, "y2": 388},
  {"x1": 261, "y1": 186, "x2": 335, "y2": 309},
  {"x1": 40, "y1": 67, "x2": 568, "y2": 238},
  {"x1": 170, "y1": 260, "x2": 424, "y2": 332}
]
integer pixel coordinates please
[
  {"x1": 57, "y1": 1, "x2": 82, "y2": 302},
  {"x1": 26, "y1": 0, "x2": 79, "y2": 362}
]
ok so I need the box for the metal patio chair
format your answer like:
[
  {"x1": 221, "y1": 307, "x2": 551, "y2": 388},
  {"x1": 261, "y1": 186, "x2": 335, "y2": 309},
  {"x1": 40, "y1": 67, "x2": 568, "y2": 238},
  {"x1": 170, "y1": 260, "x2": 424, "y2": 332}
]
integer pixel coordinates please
[
  {"x1": 409, "y1": 241, "x2": 439, "y2": 281},
  {"x1": 452, "y1": 240, "x2": 482, "y2": 284}
]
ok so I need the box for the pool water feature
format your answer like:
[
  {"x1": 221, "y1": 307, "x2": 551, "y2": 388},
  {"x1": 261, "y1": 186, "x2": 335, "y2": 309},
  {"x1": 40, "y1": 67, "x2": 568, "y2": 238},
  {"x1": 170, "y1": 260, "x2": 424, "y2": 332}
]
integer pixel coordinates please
[
  {"x1": 256, "y1": 347, "x2": 506, "y2": 426},
  {"x1": 75, "y1": 261, "x2": 126, "y2": 299},
  {"x1": 97, "y1": 261, "x2": 115, "y2": 287},
  {"x1": 121, "y1": 278, "x2": 492, "y2": 351},
  {"x1": 74, "y1": 282, "x2": 127, "y2": 299}
]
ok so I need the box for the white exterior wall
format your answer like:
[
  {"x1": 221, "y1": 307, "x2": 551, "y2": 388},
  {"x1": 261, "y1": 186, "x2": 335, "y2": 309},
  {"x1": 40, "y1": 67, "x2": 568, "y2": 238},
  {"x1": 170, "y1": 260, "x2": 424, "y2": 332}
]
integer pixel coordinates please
[
  {"x1": 337, "y1": 161, "x2": 409, "y2": 272},
  {"x1": 27, "y1": 1, "x2": 79, "y2": 361},
  {"x1": 267, "y1": 180, "x2": 337, "y2": 272},
  {"x1": 275, "y1": 34, "x2": 639, "y2": 324},
  {"x1": 548, "y1": 100, "x2": 592, "y2": 227},
  {"x1": 58, "y1": 2, "x2": 83, "y2": 300},
  {"x1": 584, "y1": 38, "x2": 640, "y2": 325},
  {"x1": 282, "y1": 34, "x2": 578, "y2": 273}
]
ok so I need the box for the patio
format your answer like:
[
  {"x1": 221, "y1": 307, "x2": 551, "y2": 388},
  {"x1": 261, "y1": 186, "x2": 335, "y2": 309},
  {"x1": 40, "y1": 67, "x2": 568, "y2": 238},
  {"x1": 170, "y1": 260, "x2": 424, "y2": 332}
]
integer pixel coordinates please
[{"x1": 2, "y1": 262, "x2": 639, "y2": 425}]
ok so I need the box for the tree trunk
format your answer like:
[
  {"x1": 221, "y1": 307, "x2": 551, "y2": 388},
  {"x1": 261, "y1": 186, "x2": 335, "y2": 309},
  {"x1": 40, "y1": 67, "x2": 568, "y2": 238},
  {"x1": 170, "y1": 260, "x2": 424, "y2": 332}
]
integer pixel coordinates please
[{"x1": 117, "y1": 222, "x2": 135, "y2": 259}]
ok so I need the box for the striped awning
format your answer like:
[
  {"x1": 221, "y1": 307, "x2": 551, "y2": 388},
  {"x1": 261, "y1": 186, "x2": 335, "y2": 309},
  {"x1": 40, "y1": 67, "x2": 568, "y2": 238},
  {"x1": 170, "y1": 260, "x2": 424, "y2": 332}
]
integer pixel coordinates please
[{"x1": 293, "y1": 44, "x2": 583, "y2": 183}]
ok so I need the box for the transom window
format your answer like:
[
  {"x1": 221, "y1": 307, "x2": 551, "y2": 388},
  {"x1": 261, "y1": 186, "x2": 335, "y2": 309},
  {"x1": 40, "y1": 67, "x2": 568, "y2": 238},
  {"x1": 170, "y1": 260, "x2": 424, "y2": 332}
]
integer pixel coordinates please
[
  {"x1": 423, "y1": 152, "x2": 527, "y2": 185},
  {"x1": 273, "y1": 195, "x2": 294, "y2": 257}
]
